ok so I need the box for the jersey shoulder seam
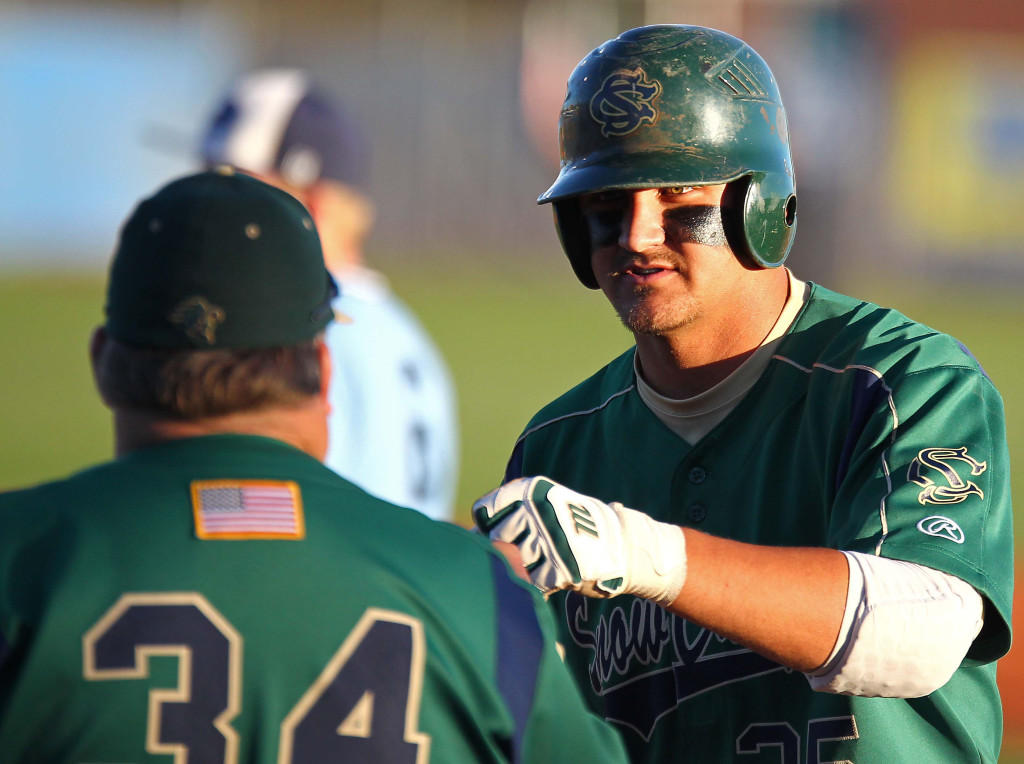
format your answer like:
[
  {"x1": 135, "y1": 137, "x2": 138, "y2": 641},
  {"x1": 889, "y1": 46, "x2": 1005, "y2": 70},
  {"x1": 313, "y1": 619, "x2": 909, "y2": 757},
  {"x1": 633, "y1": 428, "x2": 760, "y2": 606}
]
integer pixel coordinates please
[{"x1": 514, "y1": 384, "x2": 636, "y2": 448}]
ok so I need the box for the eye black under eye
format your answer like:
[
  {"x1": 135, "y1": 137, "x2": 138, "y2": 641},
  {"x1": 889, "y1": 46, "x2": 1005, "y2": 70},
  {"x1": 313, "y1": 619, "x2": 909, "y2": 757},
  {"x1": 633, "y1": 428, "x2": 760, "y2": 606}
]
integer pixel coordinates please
[{"x1": 583, "y1": 208, "x2": 623, "y2": 248}]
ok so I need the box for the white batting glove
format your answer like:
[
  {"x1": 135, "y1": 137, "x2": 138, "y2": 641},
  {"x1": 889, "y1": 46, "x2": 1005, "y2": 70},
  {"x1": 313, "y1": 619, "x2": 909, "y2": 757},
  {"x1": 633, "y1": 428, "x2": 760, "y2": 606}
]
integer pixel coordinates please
[{"x1": 473, "y1": 476, "x2": 687, "y2": 605}]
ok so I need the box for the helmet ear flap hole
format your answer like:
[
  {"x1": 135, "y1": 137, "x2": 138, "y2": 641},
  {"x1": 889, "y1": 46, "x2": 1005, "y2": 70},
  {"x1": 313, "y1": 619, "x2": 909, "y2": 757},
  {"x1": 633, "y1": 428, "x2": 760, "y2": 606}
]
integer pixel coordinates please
[{"x1": 785, "y1": 194, "x2": 797, "y2": 227}]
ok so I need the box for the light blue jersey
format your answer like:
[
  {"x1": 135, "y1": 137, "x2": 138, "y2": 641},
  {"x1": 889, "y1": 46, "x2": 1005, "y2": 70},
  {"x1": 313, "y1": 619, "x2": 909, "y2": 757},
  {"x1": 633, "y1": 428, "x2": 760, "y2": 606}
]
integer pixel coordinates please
[{"x1": 324, "y1": 266, "x2": 459, "y2": 521}]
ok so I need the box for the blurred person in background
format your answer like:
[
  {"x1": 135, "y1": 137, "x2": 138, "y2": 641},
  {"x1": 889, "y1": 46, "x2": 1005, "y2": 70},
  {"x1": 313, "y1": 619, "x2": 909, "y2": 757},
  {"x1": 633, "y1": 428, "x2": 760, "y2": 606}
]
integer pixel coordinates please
[
  {"x1": 201, "y1": 68, "x2": 459, "y2": 521},
  {"x1": 474, "y1": 24, "x2": 1012, "y2": 762},
  {"x1": 0, "y1": 168, "x2": 628, "y2": 762}
]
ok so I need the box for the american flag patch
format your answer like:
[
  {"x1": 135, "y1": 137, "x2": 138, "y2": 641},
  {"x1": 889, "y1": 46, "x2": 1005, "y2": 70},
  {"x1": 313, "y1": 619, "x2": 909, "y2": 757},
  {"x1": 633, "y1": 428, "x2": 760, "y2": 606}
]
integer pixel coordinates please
[{"x1": 191, "y1": 480, "x2": 305, "y2": 540}]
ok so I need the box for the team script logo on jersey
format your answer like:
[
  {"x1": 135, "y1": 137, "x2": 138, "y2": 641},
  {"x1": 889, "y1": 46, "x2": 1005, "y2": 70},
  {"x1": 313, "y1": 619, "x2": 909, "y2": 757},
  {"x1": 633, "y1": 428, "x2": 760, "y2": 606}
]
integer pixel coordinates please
[
  {"x1": 170, "y1": 296, "x2": 226, "y2": 345},
  {"x1": 564, "y1": 593, "x2": 784, "y2": 739},
  {"x1": 590, "y1": 68, "x2": 662, "y2": 137},
  {"x1": 907, "y1": 447, "x2": 986, "y2": 505}
]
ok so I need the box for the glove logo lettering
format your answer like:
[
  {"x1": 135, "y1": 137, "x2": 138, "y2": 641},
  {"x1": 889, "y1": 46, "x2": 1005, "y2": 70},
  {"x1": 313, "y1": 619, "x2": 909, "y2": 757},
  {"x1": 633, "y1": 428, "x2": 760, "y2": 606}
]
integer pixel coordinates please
[
  {"x1": 907, "y1": 447, "x2": 986, "y2": 505},
  {"x1": 569, "y1": 503, "x2": 599, "y2": 538},
  {"x1": 916, "y1": 515, "x2": 966, "y2": 544},
  {"x1": 564, "y1": 593, "x2": 784, "y2": 740},
  {"x1": 590, "y1": 68, "x2": 662, "y2": 137}
]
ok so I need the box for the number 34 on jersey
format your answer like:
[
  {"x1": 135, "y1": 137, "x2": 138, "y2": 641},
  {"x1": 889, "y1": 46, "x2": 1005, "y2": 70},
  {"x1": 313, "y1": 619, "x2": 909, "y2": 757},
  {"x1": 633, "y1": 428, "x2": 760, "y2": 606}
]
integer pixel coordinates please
[{"x1": 83, "y1": 592, "x2": 430, "y2": 763}]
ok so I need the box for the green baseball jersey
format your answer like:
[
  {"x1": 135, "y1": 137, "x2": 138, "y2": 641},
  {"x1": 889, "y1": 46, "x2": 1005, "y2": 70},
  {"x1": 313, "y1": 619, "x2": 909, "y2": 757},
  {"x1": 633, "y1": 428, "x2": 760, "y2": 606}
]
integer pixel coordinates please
[
  {"x1": 0, "y1": 434, "x2": 627, "y2": 763},
  {"x1": 505, "y1": 284, "x2": 1013, "y2": 763}
]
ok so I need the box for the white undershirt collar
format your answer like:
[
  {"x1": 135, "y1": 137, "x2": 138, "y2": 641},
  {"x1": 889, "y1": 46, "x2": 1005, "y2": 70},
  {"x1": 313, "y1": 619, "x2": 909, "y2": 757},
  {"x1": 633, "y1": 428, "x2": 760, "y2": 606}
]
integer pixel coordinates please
[{"x1": 636, "y1": 269, "x2": 809, "y2": 444}]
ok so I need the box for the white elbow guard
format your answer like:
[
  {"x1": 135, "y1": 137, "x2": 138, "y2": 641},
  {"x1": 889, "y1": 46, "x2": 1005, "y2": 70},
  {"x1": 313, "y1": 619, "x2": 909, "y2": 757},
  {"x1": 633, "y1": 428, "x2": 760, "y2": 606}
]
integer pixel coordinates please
[{"x1": 807, "y1": 552, "x2": 984, "y2": 698}]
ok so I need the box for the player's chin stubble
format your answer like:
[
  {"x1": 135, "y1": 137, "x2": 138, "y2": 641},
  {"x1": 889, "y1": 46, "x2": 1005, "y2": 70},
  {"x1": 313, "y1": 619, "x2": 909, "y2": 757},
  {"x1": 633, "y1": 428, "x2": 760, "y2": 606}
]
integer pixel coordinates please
[{"x1": 610, "y1": 284, "x2": 700, "y2": 336}]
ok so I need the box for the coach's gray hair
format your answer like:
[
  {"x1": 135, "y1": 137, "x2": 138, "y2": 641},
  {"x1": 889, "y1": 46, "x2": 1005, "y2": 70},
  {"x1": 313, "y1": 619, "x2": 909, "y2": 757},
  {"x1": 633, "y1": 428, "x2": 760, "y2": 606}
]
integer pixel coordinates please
[{"x1": 94, "y1": 335, "x2": 323, "y2": 420}]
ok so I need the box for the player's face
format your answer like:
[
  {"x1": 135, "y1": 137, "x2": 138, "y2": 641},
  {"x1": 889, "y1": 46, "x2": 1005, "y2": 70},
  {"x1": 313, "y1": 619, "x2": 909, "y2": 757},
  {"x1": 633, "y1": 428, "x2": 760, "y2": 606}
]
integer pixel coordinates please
[{"x1": 582, "y1": 185, "x2": 751, "y2": 337}]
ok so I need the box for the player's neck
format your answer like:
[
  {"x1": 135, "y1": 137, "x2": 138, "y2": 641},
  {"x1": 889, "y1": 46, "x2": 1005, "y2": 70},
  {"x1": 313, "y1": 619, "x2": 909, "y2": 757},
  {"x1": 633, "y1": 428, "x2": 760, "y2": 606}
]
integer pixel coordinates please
[
  {"x1": 111, "y1": 402, "x2": 329, "y2": 461},
  {"x1": 635, "y1": 269, "x2": 790, "y2": 399}
]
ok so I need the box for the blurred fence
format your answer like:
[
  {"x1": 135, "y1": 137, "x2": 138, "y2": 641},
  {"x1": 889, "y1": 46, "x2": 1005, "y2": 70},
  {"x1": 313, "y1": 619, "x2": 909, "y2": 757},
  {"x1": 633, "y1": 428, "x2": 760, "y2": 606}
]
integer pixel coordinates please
[{"x1": 1, "y1": 0, "x2": 1022, "y2": 285}]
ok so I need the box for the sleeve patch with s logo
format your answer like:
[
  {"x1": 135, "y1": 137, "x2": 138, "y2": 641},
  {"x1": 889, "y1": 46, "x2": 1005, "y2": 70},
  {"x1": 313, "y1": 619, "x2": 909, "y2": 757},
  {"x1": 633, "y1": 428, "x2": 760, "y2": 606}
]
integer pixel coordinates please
[
  {"x1": 191, "y1": 480, "x2": 305, "y2": 539},
  {"x1": 907, "y1": 447, "x2": 987, "y2": 505}
]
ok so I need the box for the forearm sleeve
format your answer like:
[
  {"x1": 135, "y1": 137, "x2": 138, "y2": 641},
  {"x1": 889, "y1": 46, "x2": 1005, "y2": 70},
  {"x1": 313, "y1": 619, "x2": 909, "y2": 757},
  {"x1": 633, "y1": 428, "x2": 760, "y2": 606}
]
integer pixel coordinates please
[{"x1": 806, "y1": 551, "x2": 984, "y2": 698}]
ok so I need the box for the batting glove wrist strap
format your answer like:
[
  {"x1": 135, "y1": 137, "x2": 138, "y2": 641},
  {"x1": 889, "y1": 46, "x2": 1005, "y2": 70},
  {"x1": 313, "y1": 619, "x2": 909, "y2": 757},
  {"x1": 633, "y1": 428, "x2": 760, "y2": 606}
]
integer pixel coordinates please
[
  {"x1": 613, "y1": 502, "x2": 687, "y2": 605},
  {"x1": 473, "y1": 476, "x2": 686, "y2": 604}
]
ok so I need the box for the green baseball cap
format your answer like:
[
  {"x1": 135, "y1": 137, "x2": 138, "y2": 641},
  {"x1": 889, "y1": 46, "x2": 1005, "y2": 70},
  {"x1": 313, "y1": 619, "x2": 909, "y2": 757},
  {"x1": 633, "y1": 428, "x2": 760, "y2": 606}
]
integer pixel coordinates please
[{"x1": 104, "y1": 166, "x2": 336, "y2": 349}]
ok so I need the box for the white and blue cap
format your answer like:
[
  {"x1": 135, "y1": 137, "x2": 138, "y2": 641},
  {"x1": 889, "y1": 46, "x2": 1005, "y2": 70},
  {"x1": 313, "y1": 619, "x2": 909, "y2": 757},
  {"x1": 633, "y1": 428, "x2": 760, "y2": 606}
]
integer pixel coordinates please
[{"x1": 200, "y1": 68, "x2": 370, "y2": 191}]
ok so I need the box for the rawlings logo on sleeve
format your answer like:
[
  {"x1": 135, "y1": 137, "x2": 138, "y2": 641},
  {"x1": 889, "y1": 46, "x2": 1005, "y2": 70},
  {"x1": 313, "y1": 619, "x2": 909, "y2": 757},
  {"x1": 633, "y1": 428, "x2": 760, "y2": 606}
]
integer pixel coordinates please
[
  {"x1": 907, "y1": 447, "x2": 987, "y2": 505},
  {"x1": 916, "y1": 516, "x2": 966, "y2": 543}
]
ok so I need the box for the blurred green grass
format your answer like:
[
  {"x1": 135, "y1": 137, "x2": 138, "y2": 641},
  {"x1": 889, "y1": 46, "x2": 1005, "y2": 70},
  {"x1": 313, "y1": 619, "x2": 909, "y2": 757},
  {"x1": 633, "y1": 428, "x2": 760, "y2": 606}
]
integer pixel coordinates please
[{"x1": 0, "y1": 274, "x2": 111, "y2": 483}]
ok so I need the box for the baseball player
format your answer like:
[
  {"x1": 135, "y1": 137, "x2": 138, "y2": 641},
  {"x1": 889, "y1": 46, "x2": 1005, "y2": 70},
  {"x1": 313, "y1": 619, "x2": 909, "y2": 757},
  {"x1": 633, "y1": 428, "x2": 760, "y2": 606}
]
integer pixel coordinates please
[
  {"x1": 201, "y1": 68, "x2": 459, "y2": 521},
  {"x1": 473, "y1": 25, "x2": 1013, "y2": 762},
  {"x1": 0, "y1": 169, "x2": 627, "y2": 762}
]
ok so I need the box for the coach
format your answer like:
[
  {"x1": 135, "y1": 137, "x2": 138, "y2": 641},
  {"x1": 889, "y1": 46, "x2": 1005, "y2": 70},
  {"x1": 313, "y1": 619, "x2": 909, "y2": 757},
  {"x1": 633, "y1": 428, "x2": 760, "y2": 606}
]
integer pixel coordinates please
[{"x1": 0, "y1": 168, "x2": 627, "y2": 762}]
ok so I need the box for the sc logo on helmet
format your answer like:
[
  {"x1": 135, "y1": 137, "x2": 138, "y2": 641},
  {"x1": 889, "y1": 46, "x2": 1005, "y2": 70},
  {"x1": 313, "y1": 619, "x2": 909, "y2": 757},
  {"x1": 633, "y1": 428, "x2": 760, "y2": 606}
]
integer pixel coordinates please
[{"x1": 589, "y1": 68, "x2": 662, "y2": 137}]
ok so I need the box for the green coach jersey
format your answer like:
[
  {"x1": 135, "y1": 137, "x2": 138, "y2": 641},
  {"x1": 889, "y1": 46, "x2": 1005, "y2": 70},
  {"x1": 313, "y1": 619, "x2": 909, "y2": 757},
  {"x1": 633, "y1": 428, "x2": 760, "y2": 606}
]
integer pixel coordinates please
[
  {"x1": 504, "y1": 284, "x2": 1013, "y2": 763},
  {"x1": 0, "y1": 434, "x2": 627, "y2": 763}
]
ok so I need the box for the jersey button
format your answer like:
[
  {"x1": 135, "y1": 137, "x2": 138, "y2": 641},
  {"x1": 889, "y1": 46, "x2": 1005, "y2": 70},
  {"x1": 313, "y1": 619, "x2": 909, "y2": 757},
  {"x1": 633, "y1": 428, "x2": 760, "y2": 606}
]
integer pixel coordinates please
[
  {"x1": 687, "y1": 503, "x2": 707, "y2": 523},
  {"x1": 688, "y1": 466, "x2": 707, "y2": 484}
]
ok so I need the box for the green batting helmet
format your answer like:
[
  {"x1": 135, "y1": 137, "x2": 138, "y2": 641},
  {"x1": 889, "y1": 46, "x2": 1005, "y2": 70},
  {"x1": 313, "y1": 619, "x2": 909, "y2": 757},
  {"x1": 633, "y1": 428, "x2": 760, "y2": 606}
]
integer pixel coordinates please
[{"x1": 540, "y1": 25, "x2": 798, "y2": 287}]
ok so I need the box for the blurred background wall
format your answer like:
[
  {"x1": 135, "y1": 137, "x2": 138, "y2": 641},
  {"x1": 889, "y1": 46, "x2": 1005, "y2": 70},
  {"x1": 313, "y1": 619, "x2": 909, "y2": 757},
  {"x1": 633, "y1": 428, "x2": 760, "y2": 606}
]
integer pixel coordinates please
[{"x1": 2, "y1": 0, "x2": 1022, "y2": 285}]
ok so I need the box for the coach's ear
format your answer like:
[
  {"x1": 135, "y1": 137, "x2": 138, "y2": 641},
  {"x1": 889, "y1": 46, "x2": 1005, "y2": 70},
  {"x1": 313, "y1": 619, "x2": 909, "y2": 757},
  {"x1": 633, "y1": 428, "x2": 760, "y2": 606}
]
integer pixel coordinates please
[
  {"x1": 316, "y1": 336, "x2": 332, "y2": 413},
  {"x1": 88, "y1": 327, "x2": 112, "y2": 405},
  {"x1": 89, "y1": 327, "x2": 107, "y2": 374}
]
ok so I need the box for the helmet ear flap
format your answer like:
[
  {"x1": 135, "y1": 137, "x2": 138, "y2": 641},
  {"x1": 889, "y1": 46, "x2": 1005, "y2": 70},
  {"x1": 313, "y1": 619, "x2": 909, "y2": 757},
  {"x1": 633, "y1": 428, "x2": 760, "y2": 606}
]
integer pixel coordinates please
[
  {"x1": 552, "y1": 200, "x2": 600, "y2": 289},
  {"x1": 741, "y1": 173, "x2": 798, "y2": 268}
]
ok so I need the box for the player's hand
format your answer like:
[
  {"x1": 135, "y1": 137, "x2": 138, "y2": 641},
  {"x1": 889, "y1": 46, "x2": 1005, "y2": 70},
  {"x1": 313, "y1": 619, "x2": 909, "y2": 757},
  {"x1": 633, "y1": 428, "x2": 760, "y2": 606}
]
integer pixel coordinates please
[
  {"x1": 472, "y1": 476, "x2": 687, "y2": 604},
  {"x1": 492, "y1": 540, "x2": 531, "y2": 584}
]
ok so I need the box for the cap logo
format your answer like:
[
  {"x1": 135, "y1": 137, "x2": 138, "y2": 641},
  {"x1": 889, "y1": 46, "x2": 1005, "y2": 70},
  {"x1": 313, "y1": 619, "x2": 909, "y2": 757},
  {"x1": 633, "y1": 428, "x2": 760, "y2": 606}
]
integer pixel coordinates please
[
  {"x1": 170, "y1": 296, "x2": 227, "y2": 345},
  {"x1": 590, "y1": 68, "x2": 661, "y2": 137}
]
